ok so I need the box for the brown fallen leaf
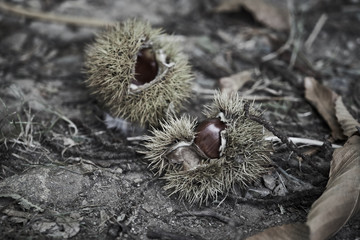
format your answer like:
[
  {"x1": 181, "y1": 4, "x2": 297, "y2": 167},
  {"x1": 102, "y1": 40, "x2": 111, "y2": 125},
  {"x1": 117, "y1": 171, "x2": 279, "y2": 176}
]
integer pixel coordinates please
[
  {"x1": 245, "y1": 119, "x2": 359, "y2": 240},
  {"x1": 214, "y1": 0, "x2": 290, "y2": 31},
  {"x1": 219, "y1": 70, "x2": 253, "y2": 95},
  {"x1": 306, "y1": 135, "x2": 360, "y2": 240},
  {"x1": 304, "y1": 77, "x2": 345, "y2": 140},
  {"x1": 246, "y1": 223, "x2": 309, "y2": 240},
  {"x1": 335, "y1": 97, "x2": 360, "y2": 137}
]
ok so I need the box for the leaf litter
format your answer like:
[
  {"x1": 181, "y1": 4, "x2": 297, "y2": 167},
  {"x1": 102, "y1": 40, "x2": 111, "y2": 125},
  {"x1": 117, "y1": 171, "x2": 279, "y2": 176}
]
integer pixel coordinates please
[
  {"x1": 219, "y1": 69, "x2": 254, "y2": 95},
  {"x1": 304, "y1": 77, "x2": 345, "y2": 140},
  {"x1": 214, "y1": 0, "x2": 290, "y2": 31},
  {"x1": 335, "y1": 97, "x2": 360, "y2": 137},
  {"x1": 248, "y1": 78, "x2": 360, "y2": 239},
  {"x1": 246, "y1": 223, "x2": 309, "y2": 240},
  {"x1": 0, "y1": 0, "x2": 360, "y2": 239},
  {"x1": 306, "y1": 135, "x2": 360, "y2": 240},
  {"x1": 246, "y1": 135, "x2": 360, "y2": 240}
]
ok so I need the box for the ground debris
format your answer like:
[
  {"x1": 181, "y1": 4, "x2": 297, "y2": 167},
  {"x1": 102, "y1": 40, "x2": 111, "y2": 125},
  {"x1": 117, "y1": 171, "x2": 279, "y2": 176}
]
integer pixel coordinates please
[
  {"x1": 31, "y1": 213, "x2": 81, "y2": 239},
  {"x1": 0, "y1": 0, "x2": 359, "y2": 239}
]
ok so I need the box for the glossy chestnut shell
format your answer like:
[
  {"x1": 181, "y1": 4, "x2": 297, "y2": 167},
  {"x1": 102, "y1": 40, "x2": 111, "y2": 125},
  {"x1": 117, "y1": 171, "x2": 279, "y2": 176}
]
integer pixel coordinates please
[
  {"x1": 194, "y1": 118, "x2": 227, "y2": 159},
  {"x1": 133, "y1": 48, "x2": 158, "y2": 85}
]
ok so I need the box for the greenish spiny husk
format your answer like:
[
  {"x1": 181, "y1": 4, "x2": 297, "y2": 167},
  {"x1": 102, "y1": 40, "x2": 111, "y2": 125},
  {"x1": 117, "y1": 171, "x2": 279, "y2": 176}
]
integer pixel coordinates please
[
  {"x1": 85, "y1": 20, "x2": 193, "y2": 126},
  {"x1": 141, "y1": 115, "x2": 196, "y2": 175},
  {"x1": 142, "y1": 92, "x2": 271, "y2": 205},
  {"x1": 163, "y1": 159, "x2": 225, "y2": 204}
]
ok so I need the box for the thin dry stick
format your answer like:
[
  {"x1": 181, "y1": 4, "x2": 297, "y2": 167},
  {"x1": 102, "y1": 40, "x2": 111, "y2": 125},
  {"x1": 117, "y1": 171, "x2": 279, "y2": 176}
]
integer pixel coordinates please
[
  {"x1": 126, "y1": 135, "x2": 148, "y2": 142},
  {"x1": 195, "y1": 90, "x2": 301, "y2": 102},
  {"x1": 287, "y1": 0, "x2": 303, "y2": 70},
  {"x1": 244, "y1": 102, "x2": 310, "y2": 161},
  {"x1": 0, "y1": 2, "x2": 115, "y2": 27},
  {"x1": 261, "y1": 0, "x2": 296, "y2": 62},
  {"x1": 265, "y1": 136, "x2": 342, "y2": 149},
  {"x1": 305, "y1": 14, "x2": 328, "y2": 50},
  {"x1": 289, "y1": 27, "x2": 302, "y2": 69},
  {"x1": 201, "y1": 95, "x2": 301, "y2": 101},
  {"x1": 261, "y1": 43, "x2": 291, "y2": 62},
  {"x1": 276, "y1": 166, "x2": 308, "y2": 185}
]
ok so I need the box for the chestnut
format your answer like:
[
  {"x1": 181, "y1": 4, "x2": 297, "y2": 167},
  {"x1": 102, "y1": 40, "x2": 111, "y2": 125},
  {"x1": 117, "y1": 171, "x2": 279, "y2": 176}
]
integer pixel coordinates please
[
  {"x1": 133, "y1": 48, "x2": 158, "y2": 86},
  {"x1": 142, "y1": 92, "x2": 271, "y2": 205},
  {"x1": 84, "y1": 20, "x2": 193, "y2": 127},
  {"x1": 194, "y1": 118, "x2": 227, "y2": 159}
]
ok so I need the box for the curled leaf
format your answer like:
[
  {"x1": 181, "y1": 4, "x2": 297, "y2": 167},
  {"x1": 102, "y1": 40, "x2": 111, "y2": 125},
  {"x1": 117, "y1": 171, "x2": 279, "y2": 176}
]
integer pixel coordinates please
[
  {"x1": 214, "y1": 0, "x2": 290, "y2": 31},
  {"x1": 304, "y1": 77, "x2": 345, "y2": 140},
  {"x1": 219, "y1": 70, "x2": 253, "y2": 95},
  {"x1": 335, "y1": 97, "x2": 360, "y2": 137},
  {"x1": 306, "y1": 135, "x2": 360, "y2": 240},
  {"x1": 246, "y1": 223, "x2": 309, "y2": 240}
]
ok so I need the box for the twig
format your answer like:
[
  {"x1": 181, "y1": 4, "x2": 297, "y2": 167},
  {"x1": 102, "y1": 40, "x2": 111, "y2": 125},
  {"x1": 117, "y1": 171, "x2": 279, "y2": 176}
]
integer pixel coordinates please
[
  {"x1": 244, "y1": 102, "x2": 310, "y2": 161},
  {"x1": 261, "y1": 0, "x2": 296, "y2": 63},
  {"x1": 261, "y1": 43, "x2": 291, "y2": 62},
  {"x1": 286, "y1": 0, "x2": 305, "y2": 70},
  {"x1": 276, "y1": 171, "x2": 287, "y2": 191},
  {"x1": 305, "y1": 14, "x2": 328, "y2": 50},
  {"x1": 177, "y1": 209, "x2": 240, "y2": 227},
  {"x1": 192, "y1": 84, "x2": 219, "y2": 95},
  {"x1": 265, "y1": 136, "x2": 342, "y2": 149},
  {"x1": 0, "y1": 2, "x2": 115, "y2": 28},
  {"x1": 126, "y1": 135, "x2": 148, "y2": 142},
  {"x1": 196, "y1": 91, "x2": 301, "y2": 102},
  {"x1": 289, "y1": 29, "x2": 302, "y2": 69},
  {"x1": 276, "y1": 166, "x2": 308, "y2": 185}
]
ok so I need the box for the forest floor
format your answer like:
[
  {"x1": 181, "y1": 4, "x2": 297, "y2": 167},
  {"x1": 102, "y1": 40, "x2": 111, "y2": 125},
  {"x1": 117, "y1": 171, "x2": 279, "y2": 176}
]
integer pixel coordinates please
[{"x1": 0, "y1": 0, "x2": 359, "y2": 239}]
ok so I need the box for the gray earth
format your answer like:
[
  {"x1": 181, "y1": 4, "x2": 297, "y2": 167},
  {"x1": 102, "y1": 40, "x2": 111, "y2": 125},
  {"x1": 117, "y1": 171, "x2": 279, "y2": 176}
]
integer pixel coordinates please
[{"x1": 0, "y1": 0, "x2": 359, "y2": 239}]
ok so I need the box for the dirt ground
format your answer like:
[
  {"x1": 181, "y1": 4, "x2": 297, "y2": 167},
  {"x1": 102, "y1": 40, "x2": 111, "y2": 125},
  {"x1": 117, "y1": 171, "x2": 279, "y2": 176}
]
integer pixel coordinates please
[{"x1": 0, "y1": 0, "x2": 359, "y2": 239}]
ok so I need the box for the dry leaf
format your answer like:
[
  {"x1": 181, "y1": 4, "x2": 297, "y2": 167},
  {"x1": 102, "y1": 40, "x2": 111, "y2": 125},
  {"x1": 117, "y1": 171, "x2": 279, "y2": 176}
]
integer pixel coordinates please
[
  {"x1": 306, "y1": 135, "x2": 360, "y2": 240},
  {"x1": 335, "y1": 97, "x2": 360, "y2": 137},
  {"x1": 214, "y1": 0, "x2": 290, "y2": 31},
  {"x1": 304, "y1": 77, "x2": 345, "y2": 140},
  {"x1": 219, "y1": 70, "x2": 253, "y2": 95},
  {"x1": 246, "y1": 223, "x2": 309, "y2": 240}
]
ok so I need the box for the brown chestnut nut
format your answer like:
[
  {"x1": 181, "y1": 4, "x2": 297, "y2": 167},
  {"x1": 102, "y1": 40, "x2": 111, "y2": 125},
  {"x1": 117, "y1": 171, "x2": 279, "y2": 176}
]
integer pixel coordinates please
[
  {"x1": 194, "y1": 118, "x2": 227, "y2": 159},
  {"x1": 133, "y1": 48, "x2": 158, "y2": 86}
]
